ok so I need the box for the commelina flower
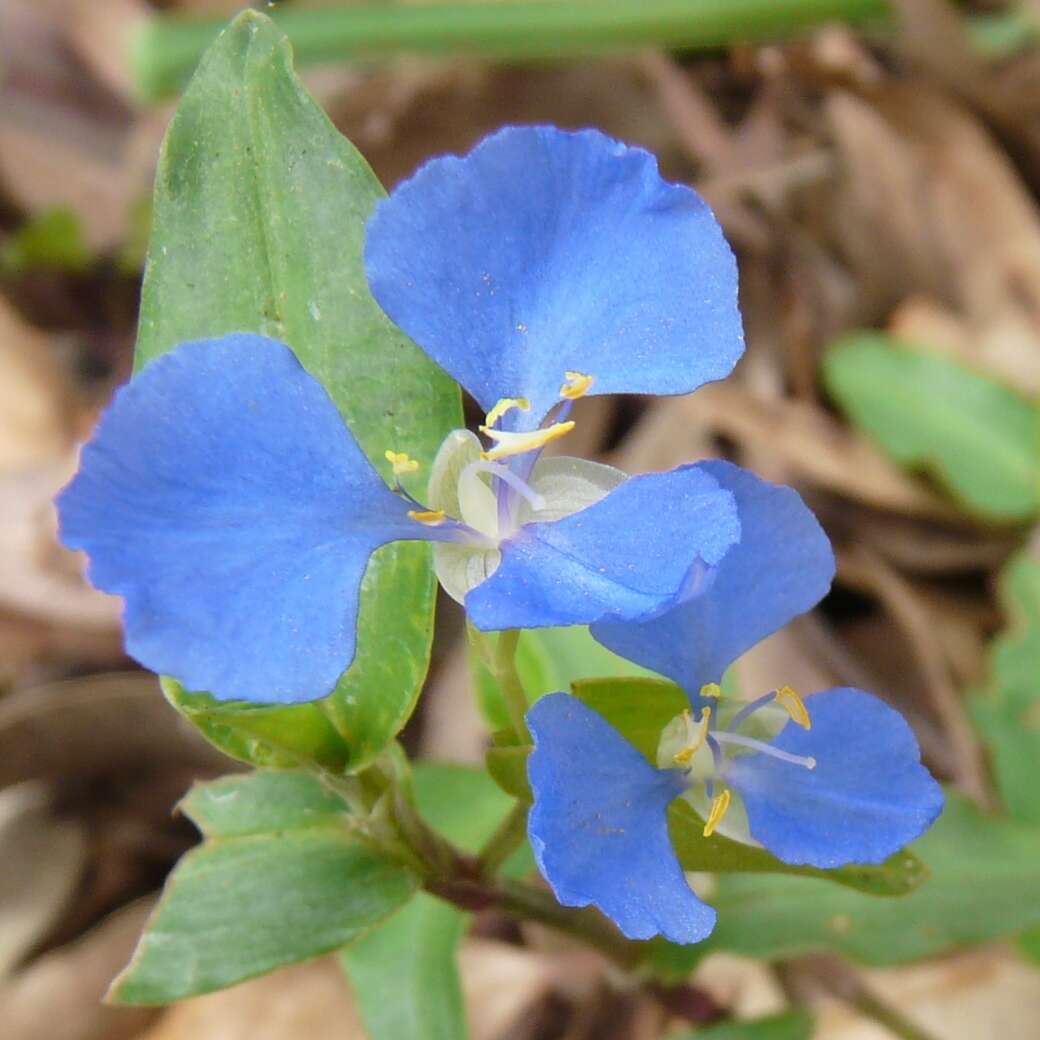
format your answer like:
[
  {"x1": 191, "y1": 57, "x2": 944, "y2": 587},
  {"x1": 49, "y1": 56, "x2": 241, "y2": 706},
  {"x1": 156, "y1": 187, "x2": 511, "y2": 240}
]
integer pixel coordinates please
[
  {"x1": 526, "y1": 462, "x2": 945, "y2": 944},
  {"x1": 57, "y1": 126, "x2": 745, "y2": 705}
]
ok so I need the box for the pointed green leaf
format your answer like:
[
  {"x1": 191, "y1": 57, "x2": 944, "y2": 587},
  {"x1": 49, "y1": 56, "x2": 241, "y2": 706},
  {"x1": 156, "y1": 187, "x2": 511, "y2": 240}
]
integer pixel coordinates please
[
  {"x1": 823, "y1": 333, "x2": 1040, "y2": 520},
  {"x1": 138, "y1": 10, "x2": 461, "y2": 771},
  {"x1": 110, "y1": 769, "x2": 417, "y2": 1005}
]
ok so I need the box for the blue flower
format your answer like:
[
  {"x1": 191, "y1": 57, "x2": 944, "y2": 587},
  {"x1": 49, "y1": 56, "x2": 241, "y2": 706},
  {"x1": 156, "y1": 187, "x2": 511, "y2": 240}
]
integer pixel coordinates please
[
  {"x1": 57, "y1": 126, "x2": 744, "y2": 705},
  {"x1": 526, "y1": 464, "x2": 944, "y2": 944}
]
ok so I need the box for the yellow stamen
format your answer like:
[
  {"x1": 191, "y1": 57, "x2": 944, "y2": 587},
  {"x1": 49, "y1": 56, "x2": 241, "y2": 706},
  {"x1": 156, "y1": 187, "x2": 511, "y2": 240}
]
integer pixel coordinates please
[
  {"x1": 385, "y1": 450, "x2": 420, "y2": 478},
  {"x1": 484, "y1": 397, "x2": 531, "y2": 428},
  {"x1": 700, "y1": 682, "x2": 722, "y2": 699},
  {"x1": 408, "y1": 509, "x2": 446, "y2": 526},
  {"x1": 673, "y1": 707, "x2": 711, "y2": 767},
  {"x1": 560, "y1": 370, "x2": 594, "y2": 400},
  {"x1": 703, "y1": 789, "x2": 732, "y2": 837},
  {"x1": 776, "y1": 685, "x2": 811, "y2": 729},
  {"x1": 478, "y1": 420, "x2": 575, "y2": 462}
]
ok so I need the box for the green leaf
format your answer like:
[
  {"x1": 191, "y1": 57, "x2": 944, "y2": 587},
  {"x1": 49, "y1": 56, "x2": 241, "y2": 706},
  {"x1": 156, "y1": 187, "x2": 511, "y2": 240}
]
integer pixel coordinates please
[
  {"x1": 163, "y1": 678, "x2": 356, "y2": 772},
  {"x1": 823, "y1": 333, "x2": 1040, "y2": 520},
  {"x1": 341, "y1": 764, "x2": 530, "y2": 1040},
  {"x1": 342, "y1": 894, "x2": 467, "y2": 1040},
  {"x1": 669, "y1": 800, "x2": 926, "y2": 896},
  {"x1": 667, "y1": 1009, "x2": 814, "y2": 1040},
  {"x1": 137, "y1": 10, "x2": 461, "y2": 771},
  {"x1": 706, "y1": 793, "x2": 1040, "y2": 964},
  {"x1": 178, "y1": 770, "x2": 346, "y2": 836},
  {"x1": 413, "y1": 761, "x2": 531, "y2": 873},
  {"x1": 110, "y1": 772, "x2": 417, "y2": 1005},
  {"x1": 970, "y1": 552, "x2": 1040, "y2": 823}
]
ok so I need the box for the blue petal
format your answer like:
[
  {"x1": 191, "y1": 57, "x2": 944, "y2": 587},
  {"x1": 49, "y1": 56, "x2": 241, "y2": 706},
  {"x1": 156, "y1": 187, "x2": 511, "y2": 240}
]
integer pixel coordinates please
[
  {"x1": 465, "y1": 464, "x2": 739, "y2": 630},
  {"x1": 365, "y1": 126, "x2": 743, "y2": 428},
  {"x1": 527, "y1": 692, "x2": 716, "y2": 944},
  {"x1": 728, "y1": 687, "x2": 945, "y2": 867},
  {"x1": 591, "y1": 462, "x2": 834, "y2": 700},
  {"x1": 58, "y1": 334, "x2": 421, "y2": 705}
]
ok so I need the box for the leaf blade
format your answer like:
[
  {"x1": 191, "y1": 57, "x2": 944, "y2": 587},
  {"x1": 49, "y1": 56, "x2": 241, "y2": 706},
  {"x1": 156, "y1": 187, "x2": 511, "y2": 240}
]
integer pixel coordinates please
[{"x1": 137, "y1": 11, "x2": 461, "y2": 768}]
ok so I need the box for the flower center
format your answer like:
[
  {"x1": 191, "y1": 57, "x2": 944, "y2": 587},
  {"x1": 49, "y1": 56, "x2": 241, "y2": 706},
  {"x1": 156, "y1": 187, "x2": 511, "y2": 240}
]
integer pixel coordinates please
[{"x1": 657, "y1": 683, "x2": 816, "y2": 841}]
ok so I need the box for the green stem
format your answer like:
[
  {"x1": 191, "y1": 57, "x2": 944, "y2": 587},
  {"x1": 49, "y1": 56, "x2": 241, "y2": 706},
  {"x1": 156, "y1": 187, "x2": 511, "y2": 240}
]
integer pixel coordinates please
[
  {"x1": 476, "y1": 800, "x2": 529, "y2": 877},
  {"x1": 492, "y1": 628, "x2": 531, "y2": 743},
  {"x1": 133, "y1": 0, "x2": 891, "y2": 99}
]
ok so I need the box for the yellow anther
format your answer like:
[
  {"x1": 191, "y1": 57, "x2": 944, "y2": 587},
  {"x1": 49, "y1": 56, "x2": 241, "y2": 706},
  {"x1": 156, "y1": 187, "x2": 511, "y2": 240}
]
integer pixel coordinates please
[
  {"x1": 479, "y1": 420, "x2": 575, "y2": 462},
  {"x1": 776, "y1": 685, "x2": 811, "y2": 730},
  {"x1": 700, "y1": 682, "x2": 722, "y2": 699},
  {"x1": 385, "y1": 450, "x2": 420, "y2": 478},
  {"x1": 560, "y1": 371, "x2": 594, "y2": 400},
  {"x1": 703, "y1": 789, "x2": 732, "y2": 838},
  {"x1": 407, "y1": 509, "x2": 446, "y2": 526},
  {"x1": 484, "y1": 397, "x2": 531, "y2": 428},
  {"x1": 673, "y1": 707, "x2": 711, "y2": 767}
]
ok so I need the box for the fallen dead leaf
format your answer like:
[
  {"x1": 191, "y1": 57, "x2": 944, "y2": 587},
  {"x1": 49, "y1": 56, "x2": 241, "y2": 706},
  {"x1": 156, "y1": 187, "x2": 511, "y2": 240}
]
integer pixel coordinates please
[
  {"x1": 644, "y1": 385, "x2": 964, "y2": 522},
  {"x1": 693, "y1": 952, "x2": 790, "y2": 1021},
  {"x1": 0, "y1": 298, "x2": 75, "y2": 473},
  {"x1": 136, "y1": 958, "x2": 365, "y2": 1040},
  {"x1": 0, "y1": 782, "x2": 86, "y2": 978},
  {"x1": 816, "y1": 946, "x2": 1040, "y2": 1040},
  {"x1": 2, "y1": 899, "x2": 157, "y2": 1040}
]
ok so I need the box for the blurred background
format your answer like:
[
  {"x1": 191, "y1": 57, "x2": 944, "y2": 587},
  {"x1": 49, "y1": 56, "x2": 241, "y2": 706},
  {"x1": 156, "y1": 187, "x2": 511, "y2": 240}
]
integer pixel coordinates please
[{"x1": 2, "y1": 1, "x2": 1039, "y2": 1038}]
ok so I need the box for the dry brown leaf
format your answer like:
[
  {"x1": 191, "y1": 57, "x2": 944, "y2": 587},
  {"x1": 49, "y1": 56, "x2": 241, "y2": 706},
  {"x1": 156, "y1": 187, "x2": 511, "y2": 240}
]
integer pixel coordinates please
[
  {"x1": 642, "y1": 385, "x2": 963, "y2": 521},
  {"x1": 816, "y1": 946, "x2": 1040, "y2": 1040},
  {"x1": 693, "y1": 953, "x2": 790, "y2": 1021},
  {"x1": 0, "y1": 782, "x2": 86, "y2": 979},
  {"x1": 0, "y1": 673, "x2": 228, "y2": 789},
  {"x1": 0, "y1": 455, "x2": 123, "y2": 632},
  {"x1": 0, "y1": 298, "x2": 75, "y2": 473},
  {"x1": 460, "y1": 938, "x2": 559, "y2": 1040},
  {"x1": 2, "y1": 899, "x2": 157, "y2": 1040},
  {"x1": 137, "y1": 958, "x2": 365, "y2": 1040},
  {"x1": 838, "y1": 546, "x2": 992, "y2": 805},
  {"x1": 0, "y1": 1, "x2": 136, "y2": 249}
]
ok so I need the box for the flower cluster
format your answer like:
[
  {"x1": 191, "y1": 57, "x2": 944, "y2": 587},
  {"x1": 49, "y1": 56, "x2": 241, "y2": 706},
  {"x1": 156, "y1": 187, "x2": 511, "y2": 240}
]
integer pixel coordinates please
[{"x1": 57, "y1": 125, "x2": 942, "y2": 945}]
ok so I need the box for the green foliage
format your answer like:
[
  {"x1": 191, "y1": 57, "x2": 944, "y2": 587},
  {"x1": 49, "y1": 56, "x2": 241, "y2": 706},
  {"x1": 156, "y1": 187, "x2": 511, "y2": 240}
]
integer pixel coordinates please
[
  {"x1": 706, "y1": 793, "x2": 1040, "y2": 964},
  {"x1": 0, "y1": 209, "x2": 91, "y2": 273},
  {"x1": 133, "y1": 0, "x2": 891, "y2": 101},
  {"x1": 162, "y1": 678, "x2": 356, "y2": 772},
  {"x1": 177, "y1": 770, "x2": 346, "y2": 835},
  {"x1": 823, "y1": 333, "x2": 1040, "y2": 520},
  {"x1": 473, "y1": 625, "x2": 659, "y2": 730},
  {"x1": 342, "y1": 895, "x2": 467, "y2": 1040},
  {"x1": 669, "y1": 801, "x2": 926, "y2": 896},
  {"x1": 970, "y1": 552, "x2": 1040, "y2": 823},
  {"x1": 341, "y1": 764, "x2": 531, "y2": 1040},
  {"x1": 137, "y1": 11, "x2": 460, "y2": 771},
  {"x1": 667, "y1": 1009, "x2": 814, "y2": 1040},
  {"x1": 109, "y1": 771, "x2": 417, "y2": 1005}
]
